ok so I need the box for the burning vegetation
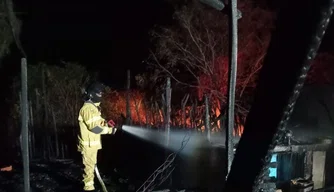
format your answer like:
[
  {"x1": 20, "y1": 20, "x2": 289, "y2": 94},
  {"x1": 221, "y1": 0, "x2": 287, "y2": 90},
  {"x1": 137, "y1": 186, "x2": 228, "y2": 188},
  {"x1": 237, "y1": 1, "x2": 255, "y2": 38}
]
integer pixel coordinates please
[
  {"x1": 101, "y1": 88, "x2": 245, "y2": 136},
  {"x1": 3, "y1": 0, "x2": 333, "y2": 161},
  {"x1": 1, "y1": 0, "x2": 334, "y2": 191}
]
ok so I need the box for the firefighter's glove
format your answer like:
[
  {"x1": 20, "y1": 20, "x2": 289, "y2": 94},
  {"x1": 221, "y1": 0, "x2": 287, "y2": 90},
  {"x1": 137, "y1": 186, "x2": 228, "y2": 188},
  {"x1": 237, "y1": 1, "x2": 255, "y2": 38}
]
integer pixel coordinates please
[{"x1": 107, "y1": 127, "x2": 117, "y2": 135}]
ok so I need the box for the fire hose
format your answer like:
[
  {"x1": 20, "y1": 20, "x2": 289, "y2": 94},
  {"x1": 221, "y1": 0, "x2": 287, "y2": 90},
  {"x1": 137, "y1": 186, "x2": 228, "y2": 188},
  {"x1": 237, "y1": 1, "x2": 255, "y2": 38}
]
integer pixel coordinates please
[
  {"x1": 224, "y1": 1, "x2": 334, "y2": 192},
  {"x1": 95, "y1": 165, "x2": 108, "y2": 192},
  {"x1": 93, "y1": 120, "x2": 119, "y2": 192}
]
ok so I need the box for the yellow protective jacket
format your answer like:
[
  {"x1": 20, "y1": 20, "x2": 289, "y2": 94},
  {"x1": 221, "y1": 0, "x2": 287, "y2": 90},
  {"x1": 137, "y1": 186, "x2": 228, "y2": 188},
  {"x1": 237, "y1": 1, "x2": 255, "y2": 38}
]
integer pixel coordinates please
[{"x1": 77, "y1": 101, "x2": 112, "y2": 152}]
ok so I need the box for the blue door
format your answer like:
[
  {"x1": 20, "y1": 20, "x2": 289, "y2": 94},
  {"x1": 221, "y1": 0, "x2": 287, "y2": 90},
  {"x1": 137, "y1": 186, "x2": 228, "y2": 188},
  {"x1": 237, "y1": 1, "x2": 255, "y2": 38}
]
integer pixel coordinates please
[{"x1": 269, "y1": 153, "x2": 278, "y2": 178}]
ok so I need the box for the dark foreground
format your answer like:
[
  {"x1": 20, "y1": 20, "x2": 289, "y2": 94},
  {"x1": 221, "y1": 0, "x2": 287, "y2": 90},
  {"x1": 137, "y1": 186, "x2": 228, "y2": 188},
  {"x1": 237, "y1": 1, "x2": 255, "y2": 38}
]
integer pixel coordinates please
[
  {"x1": 0, "y1": 132, "x2": 222, "y2": 192},
  {"x1": 0, "y1": 157, "x2": 210, "y2": 192},
  {"x1": 0, "y1": 159, "x2": 132, "y2": 192},
  {"x1": 2, "y1": 129, "x2": 333, "y2": 192}
]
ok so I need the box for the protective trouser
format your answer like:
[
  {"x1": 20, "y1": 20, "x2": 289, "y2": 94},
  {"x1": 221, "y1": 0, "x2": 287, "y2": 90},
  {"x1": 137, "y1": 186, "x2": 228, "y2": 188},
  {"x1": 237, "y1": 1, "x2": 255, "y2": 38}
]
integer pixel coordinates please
[{"x1": 81, "y1": 148, "x2": 98, "y2": 191}]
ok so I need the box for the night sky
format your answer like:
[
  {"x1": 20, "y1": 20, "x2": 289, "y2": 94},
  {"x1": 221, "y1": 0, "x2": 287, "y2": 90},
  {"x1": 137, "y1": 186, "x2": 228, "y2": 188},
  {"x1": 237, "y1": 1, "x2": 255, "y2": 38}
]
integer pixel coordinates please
[
  {"x1": 14, "y1": 0, "x2": 173, "y2": 88},
  {"x1": 0, "y1": 0, "x2": 332, "y2": 111},
  {"x1": 5, "y1": 0, "x2": 329, "y2": 70},
  {"x1": 11, "y1": 0, "x2": 334, "y2": 88},
  {"x1": 0, "y1": 0, "x2": 332, "y2": 122},
  {"x1": 0, "y1": 0, "x2": 333, "y2": 120}
]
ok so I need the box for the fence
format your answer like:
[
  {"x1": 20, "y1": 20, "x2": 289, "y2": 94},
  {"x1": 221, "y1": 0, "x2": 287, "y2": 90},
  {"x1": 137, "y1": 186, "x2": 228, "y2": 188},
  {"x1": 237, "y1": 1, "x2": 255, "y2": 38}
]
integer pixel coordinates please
[{"x1": 13, "y1": 64, "x2": 244, "y2": 160}]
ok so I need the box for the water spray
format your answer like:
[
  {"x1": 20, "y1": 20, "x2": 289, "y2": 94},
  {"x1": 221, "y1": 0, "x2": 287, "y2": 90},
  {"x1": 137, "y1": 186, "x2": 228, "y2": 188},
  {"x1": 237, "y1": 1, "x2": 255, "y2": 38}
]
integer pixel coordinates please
[
  {"x1": 121, "y1": 125, "x2": 241, "y2": 155},
  {"x1": 121, "y1": 124, "x2": 243, "y2": 191},
  {"x1": 122, "y1": 125, "x2": 207, "y2": 155}
]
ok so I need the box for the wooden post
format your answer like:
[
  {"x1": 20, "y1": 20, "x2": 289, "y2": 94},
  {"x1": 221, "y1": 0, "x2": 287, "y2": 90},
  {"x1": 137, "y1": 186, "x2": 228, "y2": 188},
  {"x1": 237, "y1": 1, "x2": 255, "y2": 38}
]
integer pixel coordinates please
[
  {"x1": 165, "y1": 77, "x2": 171, "y2": 147},
  {"x1": 190, "y1": 101, "x2": 195, "y2": 129},
  {"x1": 34, "y1": 88, "x2": 40, "y2": 156},
  {"x1": 181, "y1": 94, "x2": 189, "y2": 128},
  {"x1": 21, "y1": 58, "x2": 30, "y2": 192},
  {"x1": 126, "y1": 70, "x2": 131, "y2": 125},
  {"x1": 151, "y1": 101, "x2": 156, "y2": 127},
  {"x1": 41, "y1": 66, "x2": 50, "y2": 159},
  {"x1": 61, "y1": 142, "x2": 65, "y2": 159},
  {"x1": 144, "y1": 101, "x2": 150, "y2": 128},
  {"x1": 205, "y1": 95, "x2": 211, "y2": 142},
  {"x1": 226, "y1": 0, "x2": 238, "y2": 175},
  {"x1": 51, "y1": 107, "x2": 59, "y2": 157},
  {"x1": 134, "y1": 99, "x2": 141, "y2": 125},
  {"x1": 161, "y1": 94, "x2": 166, "y2": 130},
  {"x1": 28, "y1": 101, "x2": 33, "y2": 160}
]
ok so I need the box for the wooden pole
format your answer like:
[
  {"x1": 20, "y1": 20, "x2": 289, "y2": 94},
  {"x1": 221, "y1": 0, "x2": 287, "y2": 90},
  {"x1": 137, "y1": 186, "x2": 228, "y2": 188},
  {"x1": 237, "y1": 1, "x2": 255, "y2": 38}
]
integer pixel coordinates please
[
  {"x1": 51, "y1": 107, "x2": 59, "y2": 157},
  {"x1": 181, "y1": 94, "x2": 189, "y2": 128},
  {"x1": 165, "y1": 77, "x2": 171, "y2": 147},
  {"x1": 205, "y1": 95, "x2": 211, "y2": 142},
  {"x1": 21, "y1": 58, "x2": 30, "y2": 192},
  {"x1": 226, "y1": 0, "x2": 238, "y2": 175},
  {"x1": 126, "y1": 70, "x2": 131, "y2": 125}
]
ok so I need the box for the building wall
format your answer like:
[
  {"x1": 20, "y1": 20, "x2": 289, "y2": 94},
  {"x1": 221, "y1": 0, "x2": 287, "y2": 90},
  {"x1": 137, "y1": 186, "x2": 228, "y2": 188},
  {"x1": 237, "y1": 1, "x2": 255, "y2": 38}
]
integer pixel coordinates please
[
  {"x1": 313, "y1": 151, "x2": 326, "y2": 189},
  {"x1": 277, "y1": 153, "x2": 305, "y2": 182}
]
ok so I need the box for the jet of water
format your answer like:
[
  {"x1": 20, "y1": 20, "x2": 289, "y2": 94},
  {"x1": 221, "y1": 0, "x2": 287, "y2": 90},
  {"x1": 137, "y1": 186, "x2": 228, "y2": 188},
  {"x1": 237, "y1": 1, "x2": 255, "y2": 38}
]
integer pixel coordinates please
[
  {"x1": 122, "y1": 125, "x2": 214, "y2": 155},
  {"x1": 121, "y1": 125, "x2": 242, "y2": 156}
]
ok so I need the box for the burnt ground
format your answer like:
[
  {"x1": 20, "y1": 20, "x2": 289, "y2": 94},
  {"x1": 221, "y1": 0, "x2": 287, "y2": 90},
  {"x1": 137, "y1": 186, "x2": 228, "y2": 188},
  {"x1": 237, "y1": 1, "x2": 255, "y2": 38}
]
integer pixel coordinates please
[
  {"x1": 0, "y1": 138, "x2": 166, "y2": 192},
  {"x1": 1, "y1": 122, "x2": 333, "y2": 192},
  {"x1": 1, "y1": 140, "x2": 333, "y2": 192},
  {"x1": 0, "y1": 159, "x2": 134, "y2": 192},
  {"x1": 0, "y1": 131, "x2": 226, "y2": 192},
  {"x1": 0, "y1": 131, "x2": 214, "y2": 192}
]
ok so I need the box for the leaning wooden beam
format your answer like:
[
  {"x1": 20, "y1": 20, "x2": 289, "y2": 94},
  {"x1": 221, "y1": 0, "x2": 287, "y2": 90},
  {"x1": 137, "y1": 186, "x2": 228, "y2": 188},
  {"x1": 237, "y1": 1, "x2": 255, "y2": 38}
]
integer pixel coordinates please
[
  {"x1": 225, "y1": 0, "x2": 238, "y2": 176},
  {"x1": 224, "y1": 1, "x2": 334, "y2": 191}
]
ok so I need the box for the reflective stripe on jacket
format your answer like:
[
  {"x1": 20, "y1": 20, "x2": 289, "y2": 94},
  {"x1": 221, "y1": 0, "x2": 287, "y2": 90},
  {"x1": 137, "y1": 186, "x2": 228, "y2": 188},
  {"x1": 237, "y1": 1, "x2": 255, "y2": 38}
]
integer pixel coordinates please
[{"x1": 77, "y1": 101, "x2": 109, "y2": 151}]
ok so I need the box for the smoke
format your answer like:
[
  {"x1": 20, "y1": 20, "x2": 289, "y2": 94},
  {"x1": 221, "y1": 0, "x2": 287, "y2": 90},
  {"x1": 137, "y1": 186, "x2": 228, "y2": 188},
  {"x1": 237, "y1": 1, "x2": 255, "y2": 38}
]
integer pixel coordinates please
[
  {"x1": 286, "y1": 124, "x2": 334, "y2": 143},
  {"x1": 286, "y1": 85, "x2": 334, "y2": 143}
]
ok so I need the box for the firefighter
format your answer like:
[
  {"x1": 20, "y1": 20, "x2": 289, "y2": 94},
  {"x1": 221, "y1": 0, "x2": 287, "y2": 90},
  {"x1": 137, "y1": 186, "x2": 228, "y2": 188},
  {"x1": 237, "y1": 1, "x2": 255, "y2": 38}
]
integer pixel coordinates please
[{"x1": 78, "y1": 82, "x2": 118, "y2": 191}]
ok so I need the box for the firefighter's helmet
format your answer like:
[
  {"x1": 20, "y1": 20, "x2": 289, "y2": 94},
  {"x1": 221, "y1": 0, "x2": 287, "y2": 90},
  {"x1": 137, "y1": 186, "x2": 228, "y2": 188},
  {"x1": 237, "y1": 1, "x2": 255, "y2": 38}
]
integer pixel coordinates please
[{"x1": 84, "y1": 82, "x2": 105, "y2": 103}]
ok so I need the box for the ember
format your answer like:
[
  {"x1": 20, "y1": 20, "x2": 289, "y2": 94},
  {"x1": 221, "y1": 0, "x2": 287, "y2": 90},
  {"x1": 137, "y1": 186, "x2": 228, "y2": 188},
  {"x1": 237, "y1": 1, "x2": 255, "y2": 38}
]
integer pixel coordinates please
[{"x1": 0, "y1": 165, "x2": 12, "y2": 172}]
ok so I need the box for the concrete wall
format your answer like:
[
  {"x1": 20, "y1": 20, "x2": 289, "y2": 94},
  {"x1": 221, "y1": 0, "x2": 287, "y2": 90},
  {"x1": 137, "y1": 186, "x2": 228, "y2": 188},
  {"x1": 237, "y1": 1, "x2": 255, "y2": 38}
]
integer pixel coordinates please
[{"x1": 312, "y1": 151, "x2": 326, "y2": 189}]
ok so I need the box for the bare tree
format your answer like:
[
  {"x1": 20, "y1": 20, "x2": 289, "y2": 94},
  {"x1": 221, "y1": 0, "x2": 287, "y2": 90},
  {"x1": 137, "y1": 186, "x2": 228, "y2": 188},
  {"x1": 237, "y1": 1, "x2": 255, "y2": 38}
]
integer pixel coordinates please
[
  {"x1": 146, "y1": 0, "x2": 275, "y2": 114},
  {"x1": 148, "y1": 1, "x2": 228, "y2": 96}
]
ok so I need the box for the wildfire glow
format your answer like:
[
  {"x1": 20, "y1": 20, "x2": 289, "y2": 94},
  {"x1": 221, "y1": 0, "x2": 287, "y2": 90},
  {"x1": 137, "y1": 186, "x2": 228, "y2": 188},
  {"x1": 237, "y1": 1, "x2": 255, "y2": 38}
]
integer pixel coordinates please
[{"x1": 102, "y1": 90, "x2": 245, "y2": 137}]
